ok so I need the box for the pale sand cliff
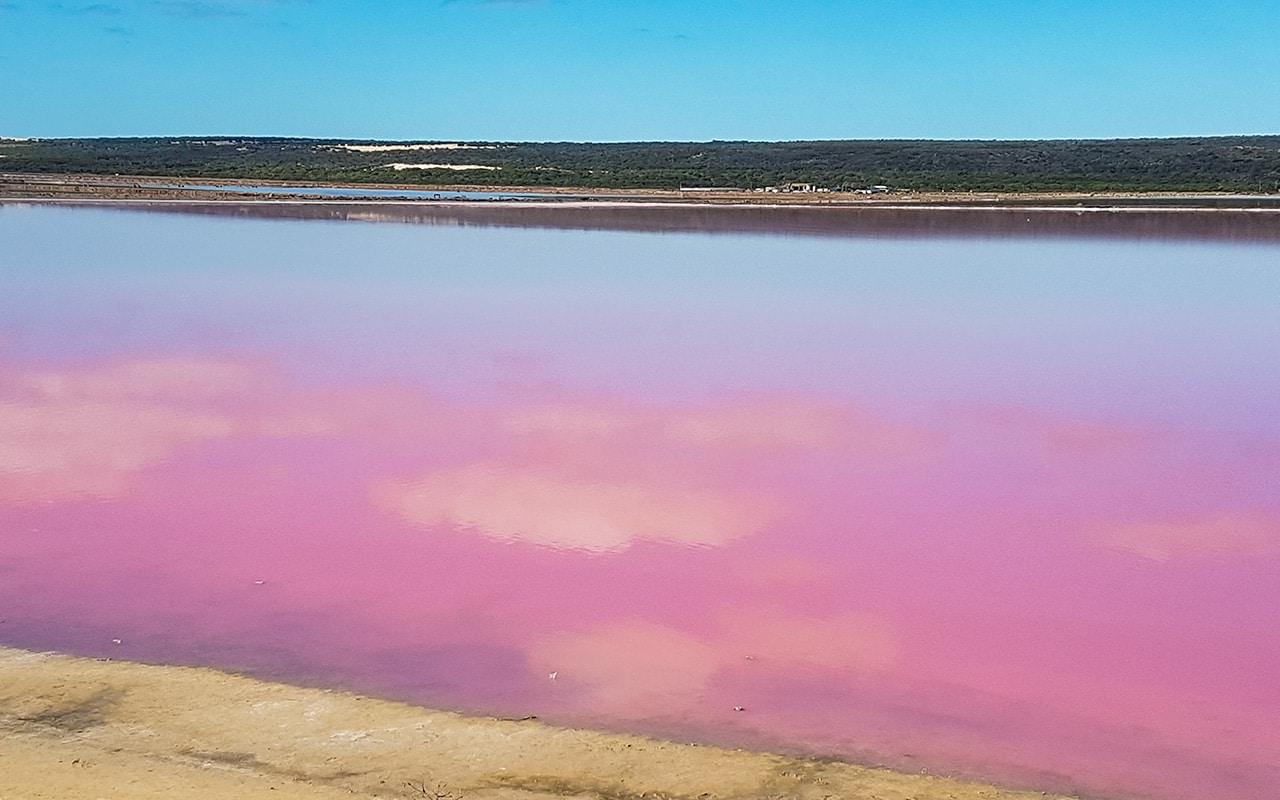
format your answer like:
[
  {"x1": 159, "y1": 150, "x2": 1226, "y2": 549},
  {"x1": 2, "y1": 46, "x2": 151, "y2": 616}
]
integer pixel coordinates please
[{"x1": 0, "y1": 646, "x2": 1071, "y2": 800}]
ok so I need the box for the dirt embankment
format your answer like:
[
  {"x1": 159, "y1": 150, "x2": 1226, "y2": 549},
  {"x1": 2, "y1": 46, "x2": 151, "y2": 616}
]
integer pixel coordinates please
[{"x1": 0, "y1": 647, "x2": 1072, "y2": 800}]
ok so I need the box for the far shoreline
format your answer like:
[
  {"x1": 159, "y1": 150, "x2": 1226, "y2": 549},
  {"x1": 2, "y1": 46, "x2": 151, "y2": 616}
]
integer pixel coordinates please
[
  {"x1": 6, "y1": 183, "x2": 1280, "y2": 244},
  {"x1": 5, "y1": 170, "x2": 1280, "y2": 209}
]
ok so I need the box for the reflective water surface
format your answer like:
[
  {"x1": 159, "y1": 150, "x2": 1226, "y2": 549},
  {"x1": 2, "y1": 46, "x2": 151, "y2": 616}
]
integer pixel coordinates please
[
  {"x1": 157, "y1": 184, "x2": 567, "y2": 200},
  {"x1": 2, "y1": 203, "x2": 1278, "y2": 799}
]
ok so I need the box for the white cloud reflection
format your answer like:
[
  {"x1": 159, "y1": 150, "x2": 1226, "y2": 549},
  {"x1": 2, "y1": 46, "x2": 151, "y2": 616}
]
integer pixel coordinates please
[
  {"x1": 378, "y1": 465, "x2": 779, "y2": 552},
  {"x1": 0, "y1": 357, "x2": 322, "y2": 504}
]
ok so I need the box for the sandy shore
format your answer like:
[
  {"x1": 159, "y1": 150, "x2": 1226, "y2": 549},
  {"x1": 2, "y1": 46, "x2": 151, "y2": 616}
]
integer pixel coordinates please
[{"x1": 0, "y1": 646, "x2": 1074, "y2": 800}]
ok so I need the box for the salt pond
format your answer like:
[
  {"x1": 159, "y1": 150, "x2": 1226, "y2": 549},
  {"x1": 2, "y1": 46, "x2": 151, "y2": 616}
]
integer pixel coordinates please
[{"x1": 1, "y1": 202, "x2": 1278, "y2": 799}]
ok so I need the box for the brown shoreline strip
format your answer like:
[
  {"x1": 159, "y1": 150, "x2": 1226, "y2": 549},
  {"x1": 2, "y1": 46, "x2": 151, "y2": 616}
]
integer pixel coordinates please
[{"x1": 1, "y1": 646, "x2": 1072, "y2": 800}]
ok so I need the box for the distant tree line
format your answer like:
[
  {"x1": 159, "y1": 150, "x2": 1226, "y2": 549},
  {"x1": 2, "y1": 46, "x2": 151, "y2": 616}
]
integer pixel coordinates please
[{"x1": 3, "y1": 136, "x2": 1279, "y2": 192}]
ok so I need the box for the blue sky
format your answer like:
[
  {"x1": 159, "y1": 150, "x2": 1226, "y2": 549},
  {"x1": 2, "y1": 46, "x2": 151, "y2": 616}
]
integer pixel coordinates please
[{"x1": 2, "y1": 0, "x2": 1278, "y2": 141}]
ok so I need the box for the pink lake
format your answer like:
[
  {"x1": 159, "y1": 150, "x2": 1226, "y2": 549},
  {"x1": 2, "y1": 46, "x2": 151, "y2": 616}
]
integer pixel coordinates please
[{"x1": 2, "y1": 202, "x2": 1278, "y2": 799}]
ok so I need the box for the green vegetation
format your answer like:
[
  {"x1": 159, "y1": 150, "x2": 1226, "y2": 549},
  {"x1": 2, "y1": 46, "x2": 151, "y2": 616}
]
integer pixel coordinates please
[{"x1": 2, "y1": 136, "x2": 1280, "y2": 192}]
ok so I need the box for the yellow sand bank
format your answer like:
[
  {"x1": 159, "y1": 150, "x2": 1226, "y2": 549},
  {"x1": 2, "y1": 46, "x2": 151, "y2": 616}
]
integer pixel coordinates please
[{"x1": 0, "y1": 646, "x2": 1069, "y2": 800}]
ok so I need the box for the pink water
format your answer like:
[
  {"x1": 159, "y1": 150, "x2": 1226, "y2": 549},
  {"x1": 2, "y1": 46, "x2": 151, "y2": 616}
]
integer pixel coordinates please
[{"x1": 2, "y1": 204, "x2": 1279, "y2": 799}]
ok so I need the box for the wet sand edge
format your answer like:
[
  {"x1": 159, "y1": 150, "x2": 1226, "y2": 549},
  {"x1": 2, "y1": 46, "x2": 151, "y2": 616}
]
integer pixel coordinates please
[{"x1": 0, "y1": 646, "x2": 1073, "y2": 800}]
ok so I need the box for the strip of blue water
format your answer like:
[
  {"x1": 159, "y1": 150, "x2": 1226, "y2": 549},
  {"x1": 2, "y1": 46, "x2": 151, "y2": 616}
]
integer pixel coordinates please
[{"x1": 157, "y1": 183, "x2": 571, "y2": 201}]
